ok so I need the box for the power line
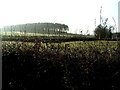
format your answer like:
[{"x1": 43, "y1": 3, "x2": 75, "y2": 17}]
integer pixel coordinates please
[{"x1": 100, "y1": 6, "x2": 102, "y2": 25}]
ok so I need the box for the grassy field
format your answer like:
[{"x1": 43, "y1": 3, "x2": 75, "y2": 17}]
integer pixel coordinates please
[{"x1": 1, "y1": 31, "x2": 79, "y2": 37}]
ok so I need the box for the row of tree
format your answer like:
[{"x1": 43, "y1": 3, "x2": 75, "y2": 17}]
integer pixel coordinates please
[
  {"x1": 2, "y1": 22, "x2": 69, "y2": 34},
  {"x1": 2, "y1": 19, "x2": 119, "y2": 39}
]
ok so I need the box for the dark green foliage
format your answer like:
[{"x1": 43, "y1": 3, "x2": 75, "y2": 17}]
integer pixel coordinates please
[
  {"x1": 94, "y1": 18, "x2": 114, "y2": 39},
  {"x1": 2, "y1": 41, "x2": 120, "y2": 90}
]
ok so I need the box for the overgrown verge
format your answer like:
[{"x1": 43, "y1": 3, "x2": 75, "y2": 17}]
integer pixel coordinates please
[{"x1": 2, "y1": 41, "x2": 120, "y2": 90}]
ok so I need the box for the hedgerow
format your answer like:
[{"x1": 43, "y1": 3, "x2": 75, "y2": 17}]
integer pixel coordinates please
[{"x1": 2, "y1": 41, "x2": 120, "y2": 90}]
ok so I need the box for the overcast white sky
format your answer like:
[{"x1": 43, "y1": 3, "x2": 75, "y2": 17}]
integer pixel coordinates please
[{"x1": 0, "y1": 0, "x2": 119, "y2": 34}]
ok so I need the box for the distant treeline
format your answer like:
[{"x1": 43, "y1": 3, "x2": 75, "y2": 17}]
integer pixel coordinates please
[{"x1": 1, "y1": 22, "x2": 69, "y2": 34}]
